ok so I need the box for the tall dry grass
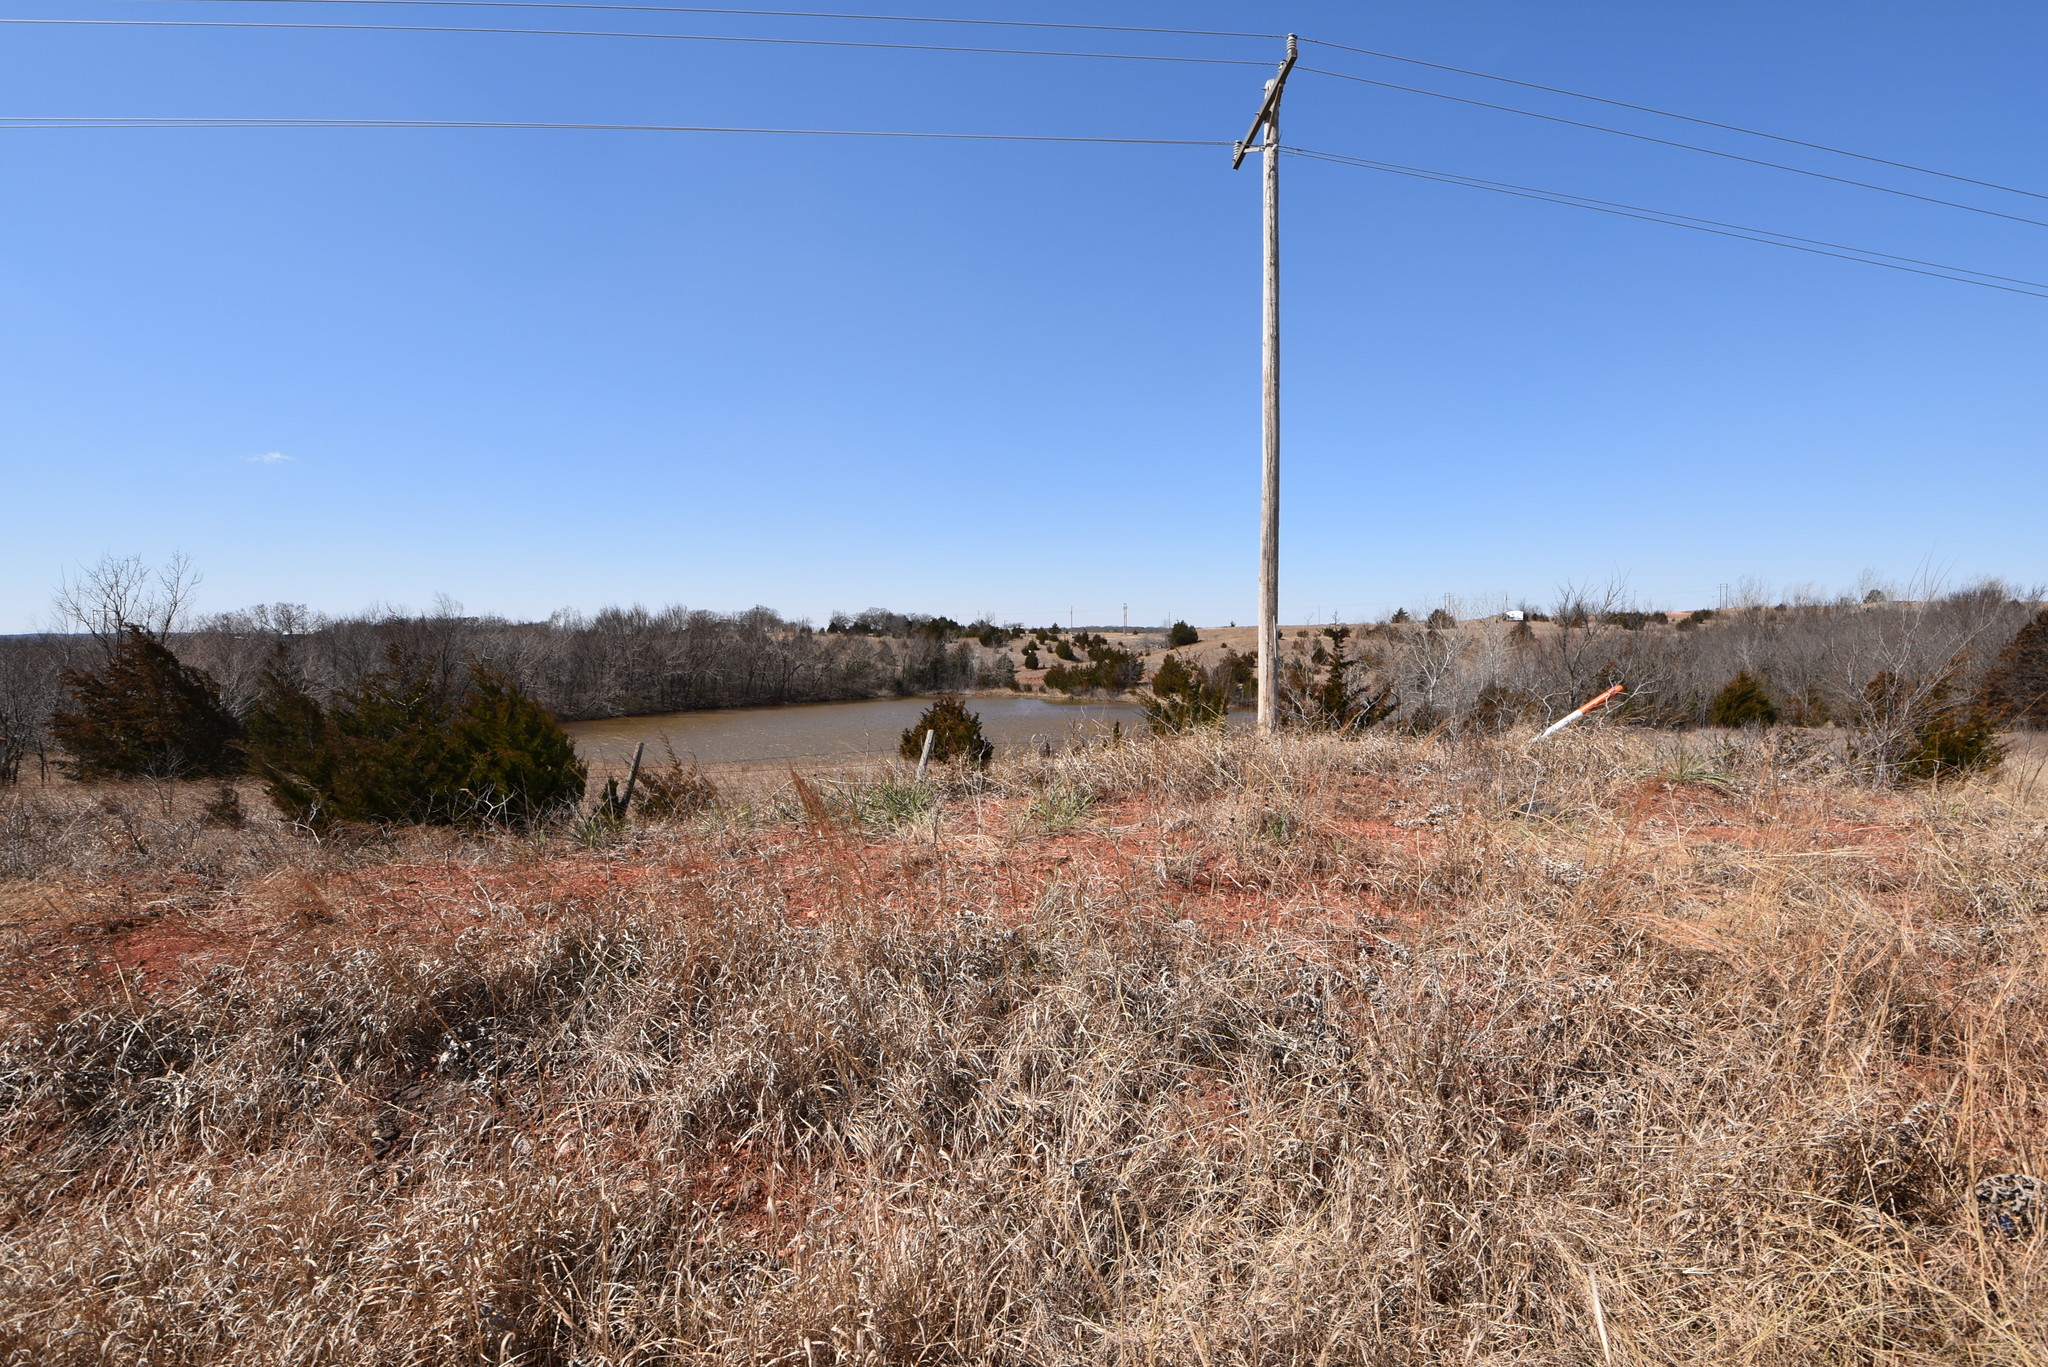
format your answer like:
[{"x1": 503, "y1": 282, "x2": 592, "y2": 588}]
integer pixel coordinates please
[{"x1": 3, "y1": 729, "x2": 2046, "y2": 1364}]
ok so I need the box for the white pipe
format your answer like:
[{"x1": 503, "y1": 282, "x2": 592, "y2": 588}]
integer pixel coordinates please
[{"x1": 1533, "y1": 684, "x2": 1624, "y2": 743}]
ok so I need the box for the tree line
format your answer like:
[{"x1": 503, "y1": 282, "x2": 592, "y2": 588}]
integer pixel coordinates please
[
  {"x1": 1141, "y1": 581, "x2": 2047, "y2": 785},
  {"x1": 4, "y1": 559, "x2": 2043, "y2": 794},
  {"x1": 0, "y1": 557, "x2": 1021, "y2": 788}
]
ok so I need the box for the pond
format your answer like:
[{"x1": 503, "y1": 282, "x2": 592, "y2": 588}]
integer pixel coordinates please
[{"x1": 563, "y1": 694, "x2": 1158, "y2": 771}]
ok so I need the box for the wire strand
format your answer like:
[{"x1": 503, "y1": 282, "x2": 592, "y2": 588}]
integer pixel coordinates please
[
  {"x1": 0, "y1": 115, "x2": 1231, "y2": 147},
  {"x1": 1293, "y1": 147, "x2": 2048, "y2": 289},
  {"x1": 8, "y1": 110, "x2": 2030, "y2": 297},
  {"x1": 1288, "y1": 146, "x2": 2048, "y2": 300},
  {"x1": 124, "y1": 7, "x2": 2048, "y2": 212},
  {"x1": 0, "y1": 17, "x2": 1272, "y2": 68},
  {"x1": 1299, "y1": 67, "x2": 2048, "y2": 232},
  {"x1": 1303, "y1": 37, "x2": 2048, "y2": 204},
  {"x1": 140, "y1": 0, "x2": 1282, "y2": 41}
]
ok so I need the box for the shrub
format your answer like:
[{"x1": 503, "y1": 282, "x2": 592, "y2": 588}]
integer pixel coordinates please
[
  {"x1": 1979, "y1": 608, "x2": 2048, "y2": 728},
  {"x1": 1856, "y1": 665, "x2": 2003, "y2": 785},
  {"x1": 633, "y1": 758, "x2": 719, "y2": 821},
  {"x1": 1142, "y1": 653, "x2": 1229, "y2": 734},
  {"x1": 1040, "y1": 664, "x2": 1086, "y2": 695},
  {"x1": 974, "y1": 652, "x2": 1018, "y2": 691},
  {"x1": 1022, "y1": 647, "x2": 1041, "y2": 670},
  {"x1": 1783, "y1": 687, "x2": 1833, "y2": 727},
  {"x1": 1043, "y1": 641, "x2": 1144, "y2": 697},
  {"x1": 201, "y1": 784, "x2": 246, "y2": 828},
  {"x1": 1279, "y1": 626, "x2": 1394, "y2": 731},
  {"x1": 1472, "y1": 682, "x2": 1538, "y2": 734},
  {"x1": 1900, "y1": 704, "x2": 2003, "y2": 783},
  {"x1": 1425, "y1": 608, "x2": 1456, "y2": 629},
  {"x1": 244, "y1": 646, "x2": 586, "y2": 828},
  {"x1": 452, "y1": 671, "x2": 589, "y2": 823},
  {"x1": 1708, "y1": 672, "x2": 1779, "y2": 727},
  {"x1": 1166, "y1": 621, "x2": 1200, "y2": 648},
  {"x1": 898, "y1": 695, "x2": 992, "y2": 768},
  {"x1": 49, "y1": 626, "x2": 242, "y2": 780},
  {"x1": 240, "y1": 648, "x2": 333, "y2": 821}
]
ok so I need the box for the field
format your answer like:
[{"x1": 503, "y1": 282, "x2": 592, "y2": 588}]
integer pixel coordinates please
[{"x1": 3, "y1": 727, "x2": 2047, "y2": 1364}]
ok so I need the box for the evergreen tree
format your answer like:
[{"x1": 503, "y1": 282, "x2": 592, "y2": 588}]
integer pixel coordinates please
[
  {"x1": 1708, "y1": 672, "x2": 1778, "y2": 727},
  {"x1": 241, "y1": 645, "x2": 335, "y2": 823},
  {"x1": 1279, "y1": 626, "x2": 1394, "y2": 731},
  {"x1": 1142, "y1": 653, "x2": 1229, "y2": 734},
  {"x1": 326, "y1": 647, "x2": 468, "y2": 824},
  {"x1": 1980, "y1": 609, "x2": 2048, "y2": 728},
  {"x1": 49, "y1": 625, "x2": 241, "y2": 780},
  {"x1": 1900, "y1": 703, "x2": 2003, "y2": 783},
  {"x1": 452, "y1": 669, "x2": 590, "y2": 823},
  {"x1": 1041, "y1": 641, "x2": 1143, "y2": 696},
  {"x1": 244, "y1": 645, "x2": 585, "y2": 828},
  {"x1": 899, "y1": 695, "x2": 992, "y2": 768},
  {"x1": 1857, "y1": 663, "x2": 2003, "y2": 785},
  {"x1": 1167, "y1": 621, "x2": 1200, "y2": 648}
]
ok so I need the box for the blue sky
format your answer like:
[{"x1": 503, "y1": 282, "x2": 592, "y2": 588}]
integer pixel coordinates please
[{"x1": 3, "y1": 1, "x2": 2045, "y2": 630}]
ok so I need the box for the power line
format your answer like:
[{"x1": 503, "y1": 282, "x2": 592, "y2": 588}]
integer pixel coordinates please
[
  {"x1": 1291, "y1": 147, "x2": 2048, "y2": 290},
  {"x1": 1303, "y1": 37, "x2": 2048, "y2": 205},
  {"x1": 0, "y1": 116, "x2": 1232, "y2": 147},
  {"x1": 1288, "y1": 147, "x2": 2048, "y2": 300},
  {"x1": 0, "y1": 17, "x2": 1272, "y2": 68},
  {"x1": 126, "y1": 6, "x2": 2048, "y2": 213},
  {"x1": 145, "y1": 0, "x2": 1280, "y2": 41},
  {"x1": 10, "y1": 112, "x2": 2031, "y2": 295},
  {"x1": 1299, "y1": 66, "x2": 2048, "y2": 232},
  {"x1": 42, "y1": 9, "x2": 2046, "y2": 228},
  {"x1": 108, "y1": 4, "x2": 2048, "y2": 212}
]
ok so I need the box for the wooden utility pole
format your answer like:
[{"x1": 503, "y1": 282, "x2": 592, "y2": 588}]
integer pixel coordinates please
[{"x1": 1234, "y1": 34, "x2": 1297, "y2": 734}]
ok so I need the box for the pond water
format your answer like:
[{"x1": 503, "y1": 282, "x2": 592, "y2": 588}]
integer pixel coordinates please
[{"x1": 563, "y1": 695, "x2": 1157, "y2": 770}]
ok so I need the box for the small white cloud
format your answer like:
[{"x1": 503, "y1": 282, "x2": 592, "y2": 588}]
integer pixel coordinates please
[{"x1": 246, "y1": 451, "x2": 290, "y2": 464}]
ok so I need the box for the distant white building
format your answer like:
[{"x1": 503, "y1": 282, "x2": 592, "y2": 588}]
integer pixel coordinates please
[{"x1": 1503, "y1": 610, "x2": 1527, "y2": 622}]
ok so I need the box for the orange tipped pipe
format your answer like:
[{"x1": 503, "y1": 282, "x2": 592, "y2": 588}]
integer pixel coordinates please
[{"x1": 1534, "y1": 683, "x2": 1625, "y2": 742}]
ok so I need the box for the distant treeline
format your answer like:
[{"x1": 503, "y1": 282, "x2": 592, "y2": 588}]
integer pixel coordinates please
[
  {"x1": 0, "y1": 593, "x2": 1022, "y2": 783},
  {"x1": 3, "y1": 560, "x2": 2045, "y2": 787},
  {"x1": 1224, "y1": 583, "x2": 2048, "y2": 784},
  {"x1": 1300, "y1": 584, "x2": 2044, "y2": 735}
]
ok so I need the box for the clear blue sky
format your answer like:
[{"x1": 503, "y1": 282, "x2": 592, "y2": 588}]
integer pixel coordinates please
[{"x1": 4, "y1": 1, "x2": 2044, "y2": 630}]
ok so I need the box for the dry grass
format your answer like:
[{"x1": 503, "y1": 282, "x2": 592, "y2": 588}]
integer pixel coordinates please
[{"x1": 3, "y1": 728, "x2": 2047, "y2": 1364}]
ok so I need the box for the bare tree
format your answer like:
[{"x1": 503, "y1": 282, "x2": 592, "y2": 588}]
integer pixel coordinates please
[
  {"x1": 52, "y1": 552, "x2": 200, "y2": 645},
  {"x1": 1815, "y1": 581, "x2": 2019, "y2": 783},
  {"x1": 0, "y1": 637, "x2": 63, "y2": 783}
]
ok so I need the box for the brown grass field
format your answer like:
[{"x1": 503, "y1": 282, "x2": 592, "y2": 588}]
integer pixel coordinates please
[{"x1": 3, "y1": 727, "x2": 2047, "y2": 1364}]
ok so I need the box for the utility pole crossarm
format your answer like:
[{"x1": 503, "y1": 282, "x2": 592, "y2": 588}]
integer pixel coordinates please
[{"x1": 1231, "y1": 34, "x2": 1298, "y2": 169}]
